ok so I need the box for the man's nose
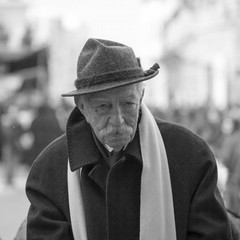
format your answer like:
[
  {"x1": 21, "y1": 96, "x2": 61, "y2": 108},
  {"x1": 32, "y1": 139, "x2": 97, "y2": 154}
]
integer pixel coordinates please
[{"x1": 109, "y1": 106, "x2": 124, "y2": 125}]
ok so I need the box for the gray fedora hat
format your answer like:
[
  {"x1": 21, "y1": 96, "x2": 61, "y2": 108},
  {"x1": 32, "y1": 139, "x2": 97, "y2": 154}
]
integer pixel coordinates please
[{"x1": 62, "y1": 38, "x2": 160, "y2": 97}]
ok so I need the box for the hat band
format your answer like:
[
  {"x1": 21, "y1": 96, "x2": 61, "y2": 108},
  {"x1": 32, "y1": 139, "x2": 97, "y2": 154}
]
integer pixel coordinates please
[{"x1": 75, "y1": 68, "x2": 144, "y2": 89}]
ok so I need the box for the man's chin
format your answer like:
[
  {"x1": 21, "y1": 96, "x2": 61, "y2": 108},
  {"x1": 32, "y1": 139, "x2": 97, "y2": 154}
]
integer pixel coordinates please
[
  {"x1": 108, "y1": 144, "x2": 125, "y2": 152},
  {"x1": 105, "y1": 139, "x2": 130, "y2": 152}
]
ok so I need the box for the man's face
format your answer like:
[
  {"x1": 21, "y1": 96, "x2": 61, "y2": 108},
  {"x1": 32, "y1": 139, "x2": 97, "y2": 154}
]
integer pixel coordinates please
[{"x1": 77, "y1": 84, "x2": 143, "y2": 152}]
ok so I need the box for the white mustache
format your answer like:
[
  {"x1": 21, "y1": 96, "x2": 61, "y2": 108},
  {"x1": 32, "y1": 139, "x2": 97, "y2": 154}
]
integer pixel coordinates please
[{"x1": 99, "y1": 124, "x2": 133, "y2": 137}]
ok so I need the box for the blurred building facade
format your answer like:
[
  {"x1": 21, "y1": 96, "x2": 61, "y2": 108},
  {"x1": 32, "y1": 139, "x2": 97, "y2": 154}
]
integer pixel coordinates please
[
  {"x1": 161, "y1": 0, "x2": 240, "y2": 110},
  {"x1": 0, "y1": 0, "x2": 49, "y2": 104},
  {"x1": 1, "y1": 0, "x2": 240, "y2": 110},
  {"x1": 0, "y1": 0, "x2": 27, "y2": 50}
]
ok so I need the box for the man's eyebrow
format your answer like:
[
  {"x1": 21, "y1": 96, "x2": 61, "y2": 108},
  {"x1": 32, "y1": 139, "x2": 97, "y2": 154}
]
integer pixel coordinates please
[
  {"x1": 91, "y1": 97, "x2": 109, "y2": 102},
  {"x1": 125, "y1": 94, "x2": 138, "y2": 100}
]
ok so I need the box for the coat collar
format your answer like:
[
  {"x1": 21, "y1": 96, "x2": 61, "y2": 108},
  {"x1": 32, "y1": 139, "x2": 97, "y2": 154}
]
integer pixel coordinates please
[{"x1": 66, "y1": 107, "x2": 142, "y2": 172}]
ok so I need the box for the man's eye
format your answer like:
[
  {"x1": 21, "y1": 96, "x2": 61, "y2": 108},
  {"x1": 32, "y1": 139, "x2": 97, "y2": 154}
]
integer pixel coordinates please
[
  {"x1": 98, "y1": 104, "x2": 108, "y2": 108},
  {"x1": 123, "y1": 102, "x2": 136, "y2": 107},
  {"x1": 127, "y1": 101, "x2": 135, "y2": 105},
  {"x1": 95, "y1": 104, "x2": 110, "y2": 112}
]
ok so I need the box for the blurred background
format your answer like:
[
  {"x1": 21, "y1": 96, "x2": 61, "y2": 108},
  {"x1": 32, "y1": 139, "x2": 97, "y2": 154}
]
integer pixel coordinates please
[{"x1": 1, "y1": 0, "x2": 240, "y2": 239}]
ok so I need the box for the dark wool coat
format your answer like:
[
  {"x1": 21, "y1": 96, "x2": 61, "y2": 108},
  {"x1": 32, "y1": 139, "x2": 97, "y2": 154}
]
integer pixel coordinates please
[{"x1": 26, "y1": 107, "x2": 233, "y2": 240}]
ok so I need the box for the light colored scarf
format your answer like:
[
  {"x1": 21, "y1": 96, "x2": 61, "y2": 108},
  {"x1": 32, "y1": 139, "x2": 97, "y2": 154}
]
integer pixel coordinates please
[{"x1": 68, "y1": 103, "x2": 177, "y2": 240}]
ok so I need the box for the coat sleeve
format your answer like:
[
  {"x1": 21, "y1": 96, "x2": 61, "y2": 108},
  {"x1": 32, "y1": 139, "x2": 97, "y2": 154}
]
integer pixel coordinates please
[
  {"x1": 187, "y1": 141, "x2": 233, "y2": 240},
  {"x1": 26, "y1": 136, "x2": 74, "y2": 240},
  {"x1": 158, "y1": 120, "x2": 233, "y2": 240}
]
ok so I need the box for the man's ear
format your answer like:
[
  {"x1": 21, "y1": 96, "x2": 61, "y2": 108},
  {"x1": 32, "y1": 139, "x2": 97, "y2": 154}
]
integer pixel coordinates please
[
  {"x1": 74, "y1": 96, "x2": 85, "y2": 115},
  {"x1": 140, "y1": 88, "x2": 145, "y2": 103},
  {"x1": 78, "y1": 103, "x2": 85, "y2": 115}
]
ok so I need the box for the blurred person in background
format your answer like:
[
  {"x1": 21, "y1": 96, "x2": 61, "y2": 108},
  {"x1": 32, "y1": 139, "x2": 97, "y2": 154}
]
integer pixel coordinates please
[
  {"x1": 221, "y1": 107, "x2": 240, "y2": 218},
  {"x1": 25, "y1": 38, "x2": 234, "y2": 240},
  {"x1": 1, "y1": 105, "x2": 24, "y2": 186},
  {"x1": 23, "y1": 98, "x2": 64, "y2": 167}
]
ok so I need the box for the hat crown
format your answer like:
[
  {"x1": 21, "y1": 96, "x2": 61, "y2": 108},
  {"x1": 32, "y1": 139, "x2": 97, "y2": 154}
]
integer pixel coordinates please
[{"x1": 77, "y1": 38, "x2": 141, "y2": 80}]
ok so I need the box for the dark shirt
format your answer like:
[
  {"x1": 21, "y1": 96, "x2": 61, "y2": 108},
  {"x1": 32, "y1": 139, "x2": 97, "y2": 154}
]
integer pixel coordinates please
[{"x1": 91, "y1": 130, "x2": 125, "y2": 168}]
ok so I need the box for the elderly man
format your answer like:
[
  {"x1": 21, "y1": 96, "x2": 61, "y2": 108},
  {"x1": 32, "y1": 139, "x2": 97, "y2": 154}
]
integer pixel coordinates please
[{"x1": 26, "y1": 38, "x2": 233, "y2": 240}]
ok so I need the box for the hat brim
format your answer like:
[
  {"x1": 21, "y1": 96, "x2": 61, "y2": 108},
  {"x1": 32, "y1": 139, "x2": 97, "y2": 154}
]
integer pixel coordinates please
[{"x1": 61, "y1": 69, "x2": 159, "y2": 97}]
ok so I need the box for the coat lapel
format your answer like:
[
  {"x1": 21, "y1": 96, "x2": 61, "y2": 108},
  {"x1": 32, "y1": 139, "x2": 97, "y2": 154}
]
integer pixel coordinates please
[{"x1": 66, "y1": 107, "x2": 101, "y2": 171}]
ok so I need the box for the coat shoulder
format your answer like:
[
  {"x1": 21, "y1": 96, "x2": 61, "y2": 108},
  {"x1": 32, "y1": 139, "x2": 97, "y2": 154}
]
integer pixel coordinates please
[
  {"x1": 31, "y1": 133, "x2": 68, "y2": 168},
  {"x1": 155, "y1": 118, "x2": 214, "y2": 161},
  {"x1": 155, "y1": 118, "x2": 217, "y2": 192},
  {"x1": 26, "y1": 133, "x2": 68, "y2": 197}
]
